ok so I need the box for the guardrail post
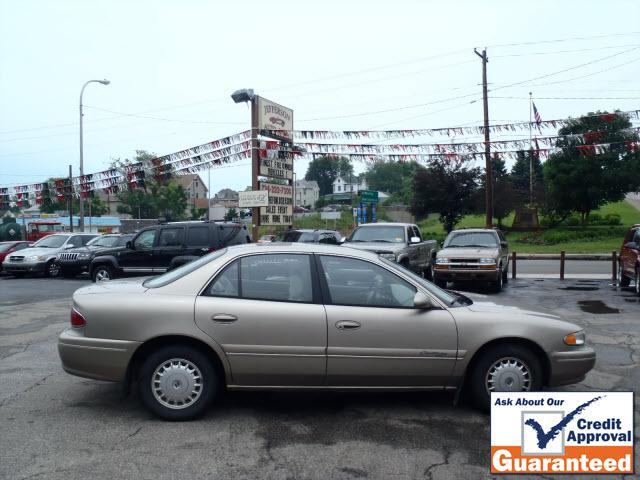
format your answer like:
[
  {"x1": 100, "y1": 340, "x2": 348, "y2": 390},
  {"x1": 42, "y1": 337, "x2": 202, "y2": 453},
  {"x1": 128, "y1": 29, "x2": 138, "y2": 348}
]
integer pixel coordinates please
[
  {"x1": 560, "y1": 251, "x2": 565, "y2": 280},
  {"x1": 612, "y1": 250, "x2": 617, "y2": 285},
  {"x1": 512, "y1": 251, "x2": 516, "y2": 279}
]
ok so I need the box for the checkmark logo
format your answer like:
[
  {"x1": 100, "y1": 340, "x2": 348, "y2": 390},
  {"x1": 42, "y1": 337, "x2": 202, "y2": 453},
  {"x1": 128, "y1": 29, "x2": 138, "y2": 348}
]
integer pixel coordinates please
[{"x1": 524, "y1": 396, "x2": 604, "y2": 449}]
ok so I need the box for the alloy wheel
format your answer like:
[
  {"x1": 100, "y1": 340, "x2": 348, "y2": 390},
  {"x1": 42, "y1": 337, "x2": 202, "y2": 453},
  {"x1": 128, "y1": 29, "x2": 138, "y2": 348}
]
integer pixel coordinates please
[{"x1": 95, "y1": 269, "x2": 110, "y2": 281}]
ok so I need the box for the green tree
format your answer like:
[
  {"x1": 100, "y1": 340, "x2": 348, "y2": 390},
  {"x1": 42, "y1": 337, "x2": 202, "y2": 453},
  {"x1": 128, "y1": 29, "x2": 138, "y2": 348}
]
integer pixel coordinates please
[
  {"x1": 152, "y1": 181, "x2": 188, "y2": 221},
  {"x1": 304, "y1": 156, "x2": 353, "y2": 196},
  {"x1": 544, "y1": 111, "x2": 640, "y2": 225},
  {"x1": 87, "y1": 195, "x2": 108, "y2": 216},
  {"x1": 364, "y1": 160, "x2": 424, "y2": 203},
  {"x1": 510, "y1": 150, "x2": 544, "y2": 206},
  {"x1": 477, "y1": 155, "x2": 517, "y2": 228},
  {"x1": 224, "y1": 208, "x2": 238, "y2": 221},
  {"x1": 411, "y1": 158, "x2": 481, "y2": 233}
]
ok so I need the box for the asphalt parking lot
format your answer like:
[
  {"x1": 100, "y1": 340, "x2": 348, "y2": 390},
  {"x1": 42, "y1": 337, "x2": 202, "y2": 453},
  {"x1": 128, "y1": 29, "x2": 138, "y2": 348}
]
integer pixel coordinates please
[{"x1": 0, "y1": 276, "x2": 638, "y2": 480}]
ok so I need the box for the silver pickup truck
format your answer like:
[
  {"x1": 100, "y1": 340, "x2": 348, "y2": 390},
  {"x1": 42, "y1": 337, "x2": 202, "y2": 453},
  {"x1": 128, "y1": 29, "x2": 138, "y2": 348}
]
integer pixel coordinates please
[{"x1": 342, "y1": 222, "x2": 438, "y2": 278}]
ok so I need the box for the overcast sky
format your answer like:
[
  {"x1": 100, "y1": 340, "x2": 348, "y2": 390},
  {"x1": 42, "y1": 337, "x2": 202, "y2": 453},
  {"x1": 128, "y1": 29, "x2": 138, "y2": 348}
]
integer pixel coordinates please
[{"x1": 1, "y1": 0, "x2": 639, "y2": 195}]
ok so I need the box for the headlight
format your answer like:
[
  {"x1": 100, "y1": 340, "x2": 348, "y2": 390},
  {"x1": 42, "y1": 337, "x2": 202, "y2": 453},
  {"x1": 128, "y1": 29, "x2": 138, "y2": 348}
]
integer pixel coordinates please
[
  {"x1": 435, "y1": 258, "x2": 449, "y2": 264},
  {"x1": 77, "y1": 253, "x2": 91, "y2": 259},
  {"x1": 479, "y1": 258, "x2": 497, "y2": 264},
  {"x1": 379, "y1": 253, "x2": 396, "y2": 261},
  {"x1": 564, "y1": 330, "x2": 585, "y2": 346},
  {"x1": 27, "y1": 255, "x2": 46, "y2": 262}
]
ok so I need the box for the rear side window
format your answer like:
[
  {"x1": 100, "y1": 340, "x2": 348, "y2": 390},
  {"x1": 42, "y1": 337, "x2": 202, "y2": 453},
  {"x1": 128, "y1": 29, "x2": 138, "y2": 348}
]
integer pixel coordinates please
[
  {"x1": 241, "y1": 254, "x2": 313, "y2": 303},
  {"x1": 81, "y1": 236, "x2": 97, "y2": 245},
  {"x1": 217, "y1": 225, "x2": 249, "y2": 248},
  {"x1": 158, "y1": 228, "x2": 184, "y2": 247},
  {"x1": 205, "y1": 261, "x2": 239, "y2": 297},
  {"x1": 68, "y1": 236, "x2": 83, "y2": 248},
  {"x1": 187, "y1": 226, "x2": 209, "y2": 246}
]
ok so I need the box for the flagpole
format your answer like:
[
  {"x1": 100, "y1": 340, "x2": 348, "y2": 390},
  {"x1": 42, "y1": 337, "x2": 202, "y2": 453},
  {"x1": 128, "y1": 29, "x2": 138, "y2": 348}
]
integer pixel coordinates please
[{"x1": 529, "y1": 92, "x2": 533, "y2": 205}]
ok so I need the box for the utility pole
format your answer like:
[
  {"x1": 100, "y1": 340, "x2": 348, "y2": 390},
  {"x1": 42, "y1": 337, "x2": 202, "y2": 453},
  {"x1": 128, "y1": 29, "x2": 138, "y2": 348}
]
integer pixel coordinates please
[
  {"x1": 475, "y1": 48, "x2": 493, "y2": 229},
  {"x1": 529, "y1": 91, "x2": 534, "y2": 205},
  {"x1": 68, "y1": 165, "x2": 74, "y2": 232}
]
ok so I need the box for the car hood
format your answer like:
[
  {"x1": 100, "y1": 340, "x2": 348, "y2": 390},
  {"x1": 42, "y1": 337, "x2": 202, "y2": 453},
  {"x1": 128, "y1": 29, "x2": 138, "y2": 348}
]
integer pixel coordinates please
[
  {"x1": 438, "y1": 247, "x2": 499, "y2": 258},
  {"x1": 342, "y1": 242, "x2": 405, "y2": 253},
  {"x1": 7, "y1": 246, "x2": 61, "y2": 257},
  {"x1": 74, "y1": 278, "x2": 149, "y2": 296},
  {"x1": 66, "y1": 245, "x2": 125, "y2": 254},
  {"x1": 464, "y1": 299, "x2": 563, "y2": 321}
]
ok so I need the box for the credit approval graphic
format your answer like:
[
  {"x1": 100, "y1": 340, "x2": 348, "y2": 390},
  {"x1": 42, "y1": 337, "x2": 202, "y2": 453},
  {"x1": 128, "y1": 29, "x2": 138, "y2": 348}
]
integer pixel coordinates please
[{"x1": 491, "y1": 392, "x2": 633, "y2": 474}]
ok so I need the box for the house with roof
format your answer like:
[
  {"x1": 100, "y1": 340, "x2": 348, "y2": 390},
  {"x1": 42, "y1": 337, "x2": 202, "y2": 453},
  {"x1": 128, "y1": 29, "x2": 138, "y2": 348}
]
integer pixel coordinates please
[
  {"x1": 332, "y1": 174, "x2": 367, "y2": 194},
  {"x1": 294, "y1": 179, "x2": 319, "y2": 208},
  {"x1": 174, "y1": 174, "x2": 209, "y2": 212}
]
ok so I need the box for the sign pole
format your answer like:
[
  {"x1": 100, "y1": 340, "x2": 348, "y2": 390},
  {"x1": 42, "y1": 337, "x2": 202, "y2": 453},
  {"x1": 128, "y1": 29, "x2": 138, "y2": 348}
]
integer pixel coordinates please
[{"x1": 251, "y1": 96, "x2": 260, "y2": 242}]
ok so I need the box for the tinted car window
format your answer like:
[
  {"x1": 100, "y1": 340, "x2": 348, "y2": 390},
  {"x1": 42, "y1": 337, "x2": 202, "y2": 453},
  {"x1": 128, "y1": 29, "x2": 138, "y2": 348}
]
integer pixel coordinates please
[
  {"x1": 282, "y1": 230, "x2": 315, "y2": 243},
  {"x1": 34, "y1": 235, "x2": 67, "y2": 248},
  {"x1": 319, "y1": 256, "x2": 416, "y2": 308},
  {"x1": 206, "y1": 261, "x2": 239, "y2": 297},
  {"x1": 81, "y1": 235, "x2": 97, "y2": 245},
  {"x1": 349, "y1": 226, "x2": 405, "y2": 243},
  {"x1": 187, "y1": 226, "x2": 209, "y2": 246},
  {"x1": 68, "y1": 236, "x2": 84, "y2": 248},
  {"x1": 158, "y1": 227, "x2": 184, "y2": 247},
  {"x1": 318, "y1": 233, "x2": 338, "y2": 245},
  {"x1": 218, "y1": 225, "x2": 250, "y2": 247},
  {"x1": 241, "y1": 254, "x2": 313, "y2": 303},
  {"x1": 134, "y1": 229, "x2": 157, "y2": 251},
  {"x1": 144, "y1": 249, "x2": 228, "y2": 288}
]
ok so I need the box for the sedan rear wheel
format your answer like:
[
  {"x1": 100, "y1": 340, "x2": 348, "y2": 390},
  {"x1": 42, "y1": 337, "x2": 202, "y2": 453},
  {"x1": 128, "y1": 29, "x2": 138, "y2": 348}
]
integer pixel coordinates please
[
  {"x1": 139, "y1": 345, "x2": 218, "y2": 421},
  {"x1": 467, "y1": 344, "x2": 542, "y2": 411}
]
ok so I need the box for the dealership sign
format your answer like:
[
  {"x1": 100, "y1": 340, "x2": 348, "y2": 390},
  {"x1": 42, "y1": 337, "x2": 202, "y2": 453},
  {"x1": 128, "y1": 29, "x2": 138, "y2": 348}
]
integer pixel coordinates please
[
  {"x1": 259, "y1": 182, "x2": 292, "y2": 226},
  {"x1": 258, "y1": 97, "x2": 293, "y2": 141},
  {"x1": 238, "y1": 190, "x2": 269, "y2": 208},
  {"x1": 491, "y1": 392, "x2": 633, "y2": 474}
]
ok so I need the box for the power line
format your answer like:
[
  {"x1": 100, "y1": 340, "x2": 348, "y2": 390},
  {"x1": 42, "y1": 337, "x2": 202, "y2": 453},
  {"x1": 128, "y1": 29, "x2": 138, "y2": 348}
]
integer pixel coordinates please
[{"x1": 487, "y1": 30, "x2": 640, "y2": 48}]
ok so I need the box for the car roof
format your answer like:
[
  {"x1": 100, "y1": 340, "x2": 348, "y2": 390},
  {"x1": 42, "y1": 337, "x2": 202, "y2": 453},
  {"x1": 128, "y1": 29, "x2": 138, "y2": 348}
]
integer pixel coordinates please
[
  {"x1": 449, "y1": 228, "x2": 497, "y2": 234},
  {"x1": 356, "y1": 222, "x2": 412, "y2": 227},
  {"x1": 227, "y1": 242, "x2": 378, "y2": 259}
]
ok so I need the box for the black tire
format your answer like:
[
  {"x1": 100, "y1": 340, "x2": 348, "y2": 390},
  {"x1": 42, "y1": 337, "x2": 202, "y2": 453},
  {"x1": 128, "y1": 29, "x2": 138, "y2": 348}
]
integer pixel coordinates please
[
  {"x1": 502, "y1": 264, "x2": 509, "y2": 284},
  {"x1": 46, "y1": 260, "x2": 60, "y2": 278},
  {"x1": 467, "y1": 344, "x2": 543, "y2": 411},
  {"x1": 92, "y1": 264, "x2": 113, "y2": 282},
  {"x1": 635, "y1": 268, "x2": 640, "y2": 297},
  {"x1": 618, "y1": 263, "x2": 630, "y2": 287},
  {"x1": 425, "y1": 259, "x2": 435, "y2": 281},
  {"x1": 138, "y1": 345, "x2": 218, "y2": 421},
  {"x1": 492, "y1": 270, "x2": 503, "y2": 292},
  {"x1": 434, "y1": 278, "x2": 447, "y2": 288}
]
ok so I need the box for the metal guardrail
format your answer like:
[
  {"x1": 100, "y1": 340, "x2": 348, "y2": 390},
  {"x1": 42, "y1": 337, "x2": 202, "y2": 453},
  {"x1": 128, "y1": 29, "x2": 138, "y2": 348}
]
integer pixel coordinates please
[{"x1": 510, "y1": 251, "x2": 618, "y2": 282}]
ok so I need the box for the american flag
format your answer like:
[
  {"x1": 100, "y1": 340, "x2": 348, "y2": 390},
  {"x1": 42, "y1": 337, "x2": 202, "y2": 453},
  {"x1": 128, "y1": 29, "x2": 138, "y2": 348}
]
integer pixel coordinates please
[{"x1": 533, "y1": 102, "x2": 542, "y2": 125}]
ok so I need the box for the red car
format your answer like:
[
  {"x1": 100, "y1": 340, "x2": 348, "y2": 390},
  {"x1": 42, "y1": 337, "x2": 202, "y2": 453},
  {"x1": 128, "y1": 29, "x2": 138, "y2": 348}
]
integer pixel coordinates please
[
  {"x1": 619, "y1": 224, "x2": 640, "y2": 295},
  {"x1": 0, "y1": 241, "x2": 31, "y2": 271}
]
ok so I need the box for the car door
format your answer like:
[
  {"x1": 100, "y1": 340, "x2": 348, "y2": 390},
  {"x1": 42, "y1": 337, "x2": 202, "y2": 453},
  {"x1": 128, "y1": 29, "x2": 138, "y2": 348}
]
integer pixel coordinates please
[
  {"x1": 411, "y1": 225, "x2": 428, "y2": 269},
  {"x1": 153, "y1": 226, "x2": 185, "y2": 272},
  {"x1": 318, "y1": 254, "x2": 458, "y2": 387},
  {"x1": 194, "y1": 253, "x2": 327, "y2": 386},
  {"x1": 184, "y1": 225, "x2": 211, "y2": 256},
  {"x1": 620, "y1": 228, "x2": 637, "y2": 277},
  {"x1": 120, "y1": 228, "x2": 157, "y2": 273}
]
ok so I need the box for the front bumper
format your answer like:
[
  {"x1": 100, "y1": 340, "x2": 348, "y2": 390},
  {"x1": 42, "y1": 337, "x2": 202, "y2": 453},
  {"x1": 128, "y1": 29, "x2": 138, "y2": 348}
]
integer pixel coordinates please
[
  {"x1": 433, "y1": 267, "x2": 500, "y2": 282},
  {"x1": 58, "y1": 328, "x2": 141, "y2": 382},
  {"x1": 547, "y1": 346, "x2": 596, "y2": 386},
  {"x1": 57, "y1": 259, "x2": 91, "y2": 273},
  {"x1": 2, "y1": 259, "x2": 47, "y2": 273}
]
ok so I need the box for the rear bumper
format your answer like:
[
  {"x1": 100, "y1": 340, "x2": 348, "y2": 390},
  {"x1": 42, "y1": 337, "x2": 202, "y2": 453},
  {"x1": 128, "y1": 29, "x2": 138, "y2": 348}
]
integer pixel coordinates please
[
  {"x1": 58, "y1": 328, "x2": 141, "y2": 382},
  {"x1": 433, "y1": 268, "x2": 500, "y2": 282},
  {"x1": 547, "y1": 346, "x2": 596, "y2": 386}
]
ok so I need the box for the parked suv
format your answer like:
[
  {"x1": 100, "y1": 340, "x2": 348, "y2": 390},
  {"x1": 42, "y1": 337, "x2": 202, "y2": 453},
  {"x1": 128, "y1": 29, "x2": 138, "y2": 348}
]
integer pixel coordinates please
[
  {"x1": 2, "y1": 233, "x2": 97, "y2": 277},
  {"x1": 89, "y1": 221, "x2": 251, "y2": 282},
  {"x1": 618, "y1": 224, "x2": 640, "y2": 295},
  {"x1": 56, "y1": 234, "x2": 133, "y2": 278},
  {"x1": 433, "y1": 228, "x2": 509, "y2": 291},
  {"x1": 280, "y1": 229, "x2": 342, "y2": 244}
]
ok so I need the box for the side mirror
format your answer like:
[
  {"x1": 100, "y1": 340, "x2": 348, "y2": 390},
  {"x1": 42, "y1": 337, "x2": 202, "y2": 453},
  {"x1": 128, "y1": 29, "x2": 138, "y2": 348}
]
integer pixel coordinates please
[
  {"x1": 624, "y1": 242, "x2": 638, "y2": 250},
  {"x1": 340, "y1": 237, "x2": 347, "y2": 243},
  {"x1": 126, "y1": 241, "x2": 134, "y2": 250},
  {"x1": 64, "y1": 243, "x2": 75, "y2": 249},
  {"x1": 414, "y1": 292, "x2": 433, "y2": 309},
  {"x1": 500, "y1": 241, "x2": 508, "y2": 248},
  {"x1": 410, "y1": 236, "x2": 421, "y2": 244}
]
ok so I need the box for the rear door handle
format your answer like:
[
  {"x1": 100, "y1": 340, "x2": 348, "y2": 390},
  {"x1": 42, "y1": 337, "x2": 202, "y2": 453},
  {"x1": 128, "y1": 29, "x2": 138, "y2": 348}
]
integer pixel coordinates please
[
  {"x1": 212, "y1": 314, "x2": 238, "y2": 323},
  {"x1": 335, "y1": 320, "x2": 361, "y2": 330}
]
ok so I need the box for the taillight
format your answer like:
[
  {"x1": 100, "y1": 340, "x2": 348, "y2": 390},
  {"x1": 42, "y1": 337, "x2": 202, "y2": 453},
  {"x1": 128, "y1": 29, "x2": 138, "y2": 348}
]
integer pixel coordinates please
[
  {"x1": 70, "y1": 308, "x2": 86, "y2": 328},
  {"x1": 208, "y1": 247, "x2": 216, "y2": 253}
]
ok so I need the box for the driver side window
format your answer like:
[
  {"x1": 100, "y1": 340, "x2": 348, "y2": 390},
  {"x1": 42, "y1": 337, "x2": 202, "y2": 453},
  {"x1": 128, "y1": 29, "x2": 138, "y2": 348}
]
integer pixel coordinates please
[
  {"x1": 319, "y1": 256, "x2": 416, "y2": 308},
  {"x1": 134, "y1": 229, "x2": 157, "y2": 251}
]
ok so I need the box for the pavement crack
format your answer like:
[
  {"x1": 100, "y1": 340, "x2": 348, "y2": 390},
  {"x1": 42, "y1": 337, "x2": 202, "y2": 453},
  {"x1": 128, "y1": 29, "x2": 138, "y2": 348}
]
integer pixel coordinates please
[
  {"x1": 0, "y1": 373, "x2": 54, "y2": 408},
  {"x1": 127, "y1": 426, "x2": 142, "y2": 439},
  {"x1": 0, "y1": 342, "x2": 31, "y2": 361},
  {"x1": 423, "y1": 448, "x2": 450, "y2": 480}
]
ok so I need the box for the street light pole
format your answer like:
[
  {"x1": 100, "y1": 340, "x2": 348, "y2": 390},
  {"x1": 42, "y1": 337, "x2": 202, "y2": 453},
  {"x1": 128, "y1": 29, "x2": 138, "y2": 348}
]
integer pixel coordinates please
[{"x1": 79, "y1": 79, "x2": 110, "y2": 231}]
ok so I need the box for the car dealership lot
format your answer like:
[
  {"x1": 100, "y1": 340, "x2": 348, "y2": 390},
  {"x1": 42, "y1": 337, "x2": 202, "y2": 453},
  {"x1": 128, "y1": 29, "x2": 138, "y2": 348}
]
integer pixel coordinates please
[{"x1": 1, "y1": 276, "x2": 638, "y2": 480}]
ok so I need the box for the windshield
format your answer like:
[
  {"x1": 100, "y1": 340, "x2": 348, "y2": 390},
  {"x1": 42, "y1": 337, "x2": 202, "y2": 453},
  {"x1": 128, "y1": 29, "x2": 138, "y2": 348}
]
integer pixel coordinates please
[
  {"x1": 87, "y1": 236, "x2": 122, "y2": 247},
  {"x1": 0, "y1": 243, "x2": 18, "y2": 253},
  {"x1": 33, "y1": 235, "x2": 67, "y2": 248},
  {"x1": 143, "y1": 249, "x2": 227, "y2": 288},
  {"x1": 378, "y1": 257, "x2": 464, "y2": 306},
  {"x1": 444, "y1": 232, "x2": 498, "y2": 248},
  {"x1": 282, "y1": 231, "x2": 315, "y2": 243},
  {"x1": 34, "y1": 223, "x2": 63, "y2": 232},
  {"x1": 349, "y1": 226, "x2": 405, "y2": 243}
]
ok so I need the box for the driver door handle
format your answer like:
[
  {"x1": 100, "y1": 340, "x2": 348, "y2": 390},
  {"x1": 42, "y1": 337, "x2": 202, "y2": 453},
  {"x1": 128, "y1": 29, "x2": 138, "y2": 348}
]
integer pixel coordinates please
[
  {"x1": 335, "y1": 320, "x2": 361, "y2": 330},
  {"x1": 212, "y1": 314, "x2": 238, "y2": 323}
]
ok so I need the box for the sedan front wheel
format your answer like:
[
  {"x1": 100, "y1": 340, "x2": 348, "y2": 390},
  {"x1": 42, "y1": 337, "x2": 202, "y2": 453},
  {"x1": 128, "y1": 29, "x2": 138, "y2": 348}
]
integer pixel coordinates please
[
  {"x1": 139, "y1": 345, "x2": 218, "y2": 421},
  {"x1": 467, "y1": 344, "x2": 542, "y2": 411}
]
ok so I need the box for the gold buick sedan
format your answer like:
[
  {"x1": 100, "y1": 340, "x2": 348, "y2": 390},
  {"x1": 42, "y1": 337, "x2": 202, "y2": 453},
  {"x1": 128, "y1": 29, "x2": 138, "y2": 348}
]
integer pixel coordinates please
[{"x1": 58, "y1": 244, "x2": 595, "y2": 421}]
